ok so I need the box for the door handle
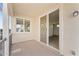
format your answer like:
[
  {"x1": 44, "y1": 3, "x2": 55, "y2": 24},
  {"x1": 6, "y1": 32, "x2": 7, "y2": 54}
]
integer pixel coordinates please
[{"x1": 0, "y1": 38, "x2": 7, "y2": 43}]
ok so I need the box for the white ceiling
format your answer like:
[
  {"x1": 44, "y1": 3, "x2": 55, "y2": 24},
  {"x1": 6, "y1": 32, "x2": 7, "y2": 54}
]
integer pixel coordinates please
[{"x1": 12, "y1": 3, "x2": 59, "y2": 18}]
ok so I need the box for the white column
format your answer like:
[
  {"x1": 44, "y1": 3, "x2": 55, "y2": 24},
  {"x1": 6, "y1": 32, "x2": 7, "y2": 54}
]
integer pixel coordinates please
[{"x1": 3, "y1": 3, "x2": 9, "y2": 56}]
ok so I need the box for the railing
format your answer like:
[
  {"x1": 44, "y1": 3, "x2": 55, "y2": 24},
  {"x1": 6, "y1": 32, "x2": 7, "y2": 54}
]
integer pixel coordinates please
[
  {"x1": 0, "y1": 33, "x2": 12, "y2": 56},
  {"x1": 0, "y1": 38, "x2": 6, "y2": 43}
]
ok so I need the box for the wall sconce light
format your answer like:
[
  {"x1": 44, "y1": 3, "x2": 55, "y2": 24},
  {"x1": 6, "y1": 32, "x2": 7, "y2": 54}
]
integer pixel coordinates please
[
  {"x1": 73, "y1": 11, "x2": 79, "y2": 17},
  {"x1": 57, "y1": 25, "x2": 59, "y2": 27}
]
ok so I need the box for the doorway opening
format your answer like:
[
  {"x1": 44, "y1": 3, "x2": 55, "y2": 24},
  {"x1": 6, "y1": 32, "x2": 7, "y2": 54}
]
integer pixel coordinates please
[{"x1": 49, "y1": 9, "x2": 59, "y2": 49}]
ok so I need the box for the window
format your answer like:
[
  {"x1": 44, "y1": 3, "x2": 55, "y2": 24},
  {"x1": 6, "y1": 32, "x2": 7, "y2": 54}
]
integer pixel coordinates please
[{"x1": 16, "y1": 18, "x2": 30, "y2": 32}]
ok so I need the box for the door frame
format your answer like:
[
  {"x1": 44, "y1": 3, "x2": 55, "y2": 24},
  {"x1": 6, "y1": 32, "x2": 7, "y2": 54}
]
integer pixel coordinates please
[{"x1": 39, "y1": 7, "x2": 64, "y2": 54}]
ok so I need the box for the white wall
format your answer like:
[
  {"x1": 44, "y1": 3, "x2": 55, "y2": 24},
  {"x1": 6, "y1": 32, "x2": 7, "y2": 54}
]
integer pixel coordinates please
[
  {"x1": 32, "y1": 17, "x2": 40, "y2": 41},
  {"x1": 62, "y1": 4, "x2": 79, "y2": 56},
  {"x1": 8, "y1": 3, "x2": 14, "y2": 16}
]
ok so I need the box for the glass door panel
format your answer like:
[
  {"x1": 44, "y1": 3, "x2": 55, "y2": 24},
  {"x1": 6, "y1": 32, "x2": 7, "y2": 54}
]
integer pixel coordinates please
[{"x1": 40, "y1": 15, "x2": 47, "y2": 44}]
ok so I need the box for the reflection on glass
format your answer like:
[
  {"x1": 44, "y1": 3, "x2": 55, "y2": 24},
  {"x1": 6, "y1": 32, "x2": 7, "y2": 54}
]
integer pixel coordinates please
[
  {"x1": 25, "y1": 20, "x2": 30, "y2": 32},
  {"x1": 16, "y1": 18, "x2": 24, "y2": 32}
]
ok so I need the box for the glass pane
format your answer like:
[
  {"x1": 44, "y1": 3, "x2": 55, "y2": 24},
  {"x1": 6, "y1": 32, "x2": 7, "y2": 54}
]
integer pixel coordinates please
[
  {"x1": 16, "y1": 18, "x2": 24, "y2": 32},
  {"x1": 25, "y1": 20, "x2": 30, "y2": 32},
  {"x1": 40, "y1": 15, "x2": 47, "y2": 44}
]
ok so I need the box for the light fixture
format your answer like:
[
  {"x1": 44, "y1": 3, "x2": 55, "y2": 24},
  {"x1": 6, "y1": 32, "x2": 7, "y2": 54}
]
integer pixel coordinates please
[
  {"x1": 57, "y1": 25, "x2": 59, "y2": 27},
  {"x1": 73, "y1": 11, "x2": 79, "y2": 17}
]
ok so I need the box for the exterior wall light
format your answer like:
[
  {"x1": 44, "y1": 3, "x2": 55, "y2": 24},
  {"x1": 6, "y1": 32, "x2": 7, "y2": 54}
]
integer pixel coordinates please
[{"x1": 73, "y1": 11, "x2": 79, "y2": 17}]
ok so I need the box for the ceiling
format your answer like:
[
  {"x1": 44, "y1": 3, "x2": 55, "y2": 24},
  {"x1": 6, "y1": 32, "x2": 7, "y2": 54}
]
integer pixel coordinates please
[{"x1": 12, "y1": 3, "x2": 59, "y2": 18}]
